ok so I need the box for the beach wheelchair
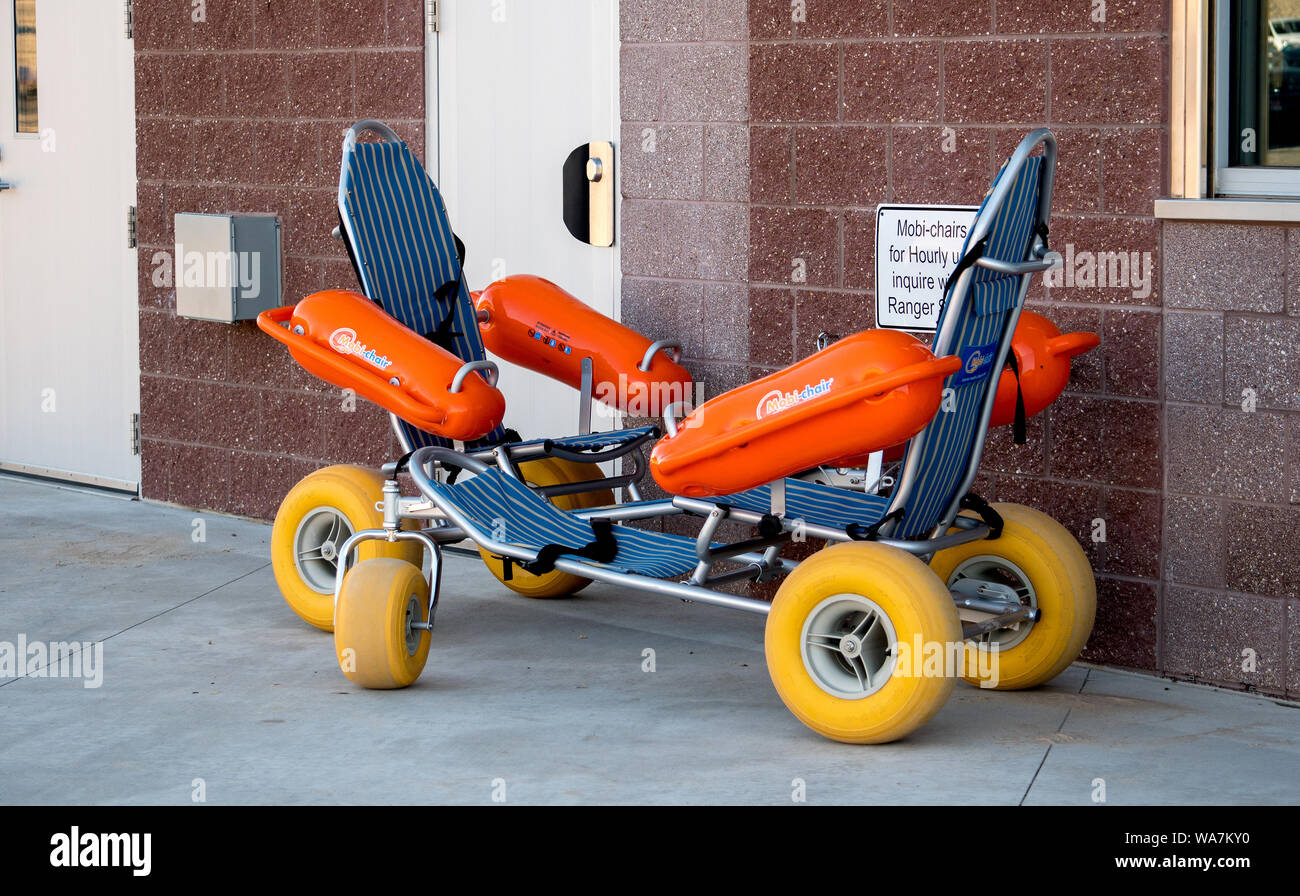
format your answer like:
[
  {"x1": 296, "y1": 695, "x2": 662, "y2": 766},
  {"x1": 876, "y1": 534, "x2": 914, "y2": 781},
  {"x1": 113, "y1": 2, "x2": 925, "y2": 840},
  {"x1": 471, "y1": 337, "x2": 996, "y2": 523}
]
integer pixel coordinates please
[
  {"x1": 261, "y1": 128, "x2": 1098, "y2": 744},
  {"x1": 261, "y1": 120, "x2": 693, "y2": 629}
]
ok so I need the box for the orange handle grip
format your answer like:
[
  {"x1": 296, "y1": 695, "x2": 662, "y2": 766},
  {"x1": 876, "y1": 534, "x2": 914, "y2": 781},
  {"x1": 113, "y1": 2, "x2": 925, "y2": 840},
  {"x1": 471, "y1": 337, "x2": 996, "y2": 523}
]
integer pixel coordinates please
[
  {"x1": 658, "y1": 354, "x2": 961, "y2": 474},
  {"x1": 1046, "y1": 331, "x2": 1100, "y2": 360},
  {"x1": 256, "y1": 306, "x2": 453, "y2": 429}
]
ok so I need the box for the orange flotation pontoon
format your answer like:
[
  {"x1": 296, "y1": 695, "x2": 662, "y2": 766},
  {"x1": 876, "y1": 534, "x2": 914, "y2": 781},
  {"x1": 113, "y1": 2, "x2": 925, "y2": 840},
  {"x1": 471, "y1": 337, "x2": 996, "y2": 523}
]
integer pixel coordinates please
[
  {"x1": 258, "y1": 289, "x2": 506, "y2": 442},
  {"x1": 650, "y1": 330, "x2": 961, "y2": 498},
  {"x1": 850, "y1": 310, "x2": 1100, "y2": 465},
  {"x1": 988, "y1": 309, "x2": 1099, "y2": 428},
  {"x1": 476, "y1": 275, "x2": 693, "y2": 415}
]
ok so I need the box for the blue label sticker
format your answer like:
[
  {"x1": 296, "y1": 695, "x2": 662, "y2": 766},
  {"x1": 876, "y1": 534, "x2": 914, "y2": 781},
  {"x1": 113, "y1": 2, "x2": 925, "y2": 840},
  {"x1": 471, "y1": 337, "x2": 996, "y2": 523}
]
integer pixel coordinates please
[{"x1": 951, "y1": 341, "x2": 998, "y2": 387}]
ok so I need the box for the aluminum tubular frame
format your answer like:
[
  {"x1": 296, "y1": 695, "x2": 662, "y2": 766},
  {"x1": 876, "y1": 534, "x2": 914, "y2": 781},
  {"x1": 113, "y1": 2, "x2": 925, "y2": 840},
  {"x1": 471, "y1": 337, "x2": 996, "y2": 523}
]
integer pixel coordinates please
[
  {"x1": 333, "y1": 526, "x2": 450, "y2": 631},
  {"x1": 670, "y1": 496, "x2": 992, "y2": 557},
  {"x1": 337, "y1": 119, "x2": 402, "y2": 294},
  {"x1": 405, "y1": 447, "x2": 775, "y2": 615},
  {"x1": 393, "y1": 446, "x2": 1032, "y2": 632},
  {"x1": 329, "y1": 469, "x2": 1030, "y2": 637}
]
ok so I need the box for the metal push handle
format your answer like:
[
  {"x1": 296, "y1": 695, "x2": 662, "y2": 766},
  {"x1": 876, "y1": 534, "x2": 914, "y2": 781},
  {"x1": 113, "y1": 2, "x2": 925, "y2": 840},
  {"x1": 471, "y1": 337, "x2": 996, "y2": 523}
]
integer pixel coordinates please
[
  {"x1": 449, "y1": 359, "x2": 499, "y2": 393},
  {"x1": 638, "y1": 339, "x2": 682, "y2": 372}
]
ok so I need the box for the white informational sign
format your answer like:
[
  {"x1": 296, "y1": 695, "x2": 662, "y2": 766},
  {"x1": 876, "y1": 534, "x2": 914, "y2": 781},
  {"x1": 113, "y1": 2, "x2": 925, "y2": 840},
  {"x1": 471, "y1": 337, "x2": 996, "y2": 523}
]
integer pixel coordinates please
[{"x1": 875, "y1": 204, "x2": 978, "y2": 332}]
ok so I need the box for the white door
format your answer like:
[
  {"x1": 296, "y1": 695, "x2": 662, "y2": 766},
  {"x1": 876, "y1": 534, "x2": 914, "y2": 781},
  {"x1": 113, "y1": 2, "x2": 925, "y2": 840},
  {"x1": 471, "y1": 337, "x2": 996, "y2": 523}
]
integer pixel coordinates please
[
  {"x1": 435, "y1": 0, "x2": 620, "y2": 441},
  {"x1": 0, "y1": 0, "x2": 138, "y2": 491}
]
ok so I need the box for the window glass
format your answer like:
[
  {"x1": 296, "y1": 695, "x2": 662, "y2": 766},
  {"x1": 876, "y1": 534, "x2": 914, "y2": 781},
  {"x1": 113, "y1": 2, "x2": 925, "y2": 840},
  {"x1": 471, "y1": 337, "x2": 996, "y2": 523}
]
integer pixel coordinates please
[
  {"x1": 1229, "y1": 0, "x2": 1300, "y2": 168},
  {"x1": 13, "y1": 0, "x2": 37, "y2": 134}
]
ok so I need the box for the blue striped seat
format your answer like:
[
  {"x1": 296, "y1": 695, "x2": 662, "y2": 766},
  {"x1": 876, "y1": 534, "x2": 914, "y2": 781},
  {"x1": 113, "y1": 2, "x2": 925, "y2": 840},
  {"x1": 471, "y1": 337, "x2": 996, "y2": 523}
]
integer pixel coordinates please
[
  {"x1": 433, "y1": 469, "x2": 703, "y2": 578},
  {"x1": 338, "y1": 129, "x2": 656, "y2": 457},
  {"x1": 722, "y1": 480, "x2": 891, "y2": 529}
]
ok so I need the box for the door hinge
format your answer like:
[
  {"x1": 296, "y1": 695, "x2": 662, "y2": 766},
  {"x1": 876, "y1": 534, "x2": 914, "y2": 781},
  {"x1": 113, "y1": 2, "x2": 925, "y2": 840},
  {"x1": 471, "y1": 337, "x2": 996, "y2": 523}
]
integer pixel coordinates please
[
  {"x1": 130, "y1": 413, "x2": 141, "y2": 456},
  {"x1": 426, "y1": 0, "x2": 438, "y2": 33},
  {"x1": 127, "y1": 205, "x2": 138, "y2": 248},
  {"x1": 124, "y1": 0, "x2": 134, "y2": 39}
]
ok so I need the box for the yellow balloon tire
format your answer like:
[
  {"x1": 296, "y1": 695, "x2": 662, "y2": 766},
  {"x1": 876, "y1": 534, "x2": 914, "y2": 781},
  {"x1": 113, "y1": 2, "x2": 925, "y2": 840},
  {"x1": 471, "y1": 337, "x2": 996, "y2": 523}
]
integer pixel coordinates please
[
  {"x1": 476, "y1": 457, "x2": 604, "y2": 599},
  {"x1": 271, "y1": 465, "x2": 423, "y2": 632},
  {"x1": 334, "y1": 558, "x2": 431, "y2": 689},
  {"x1": 547, "y1": 456, "x2": 617, "y2": 510},
  {"x1": 765, "y1": 541, "x2": 963, "y2": 744},
  {"x1": 929, "y1": 503, "x2": 1096, "y2": 691}
]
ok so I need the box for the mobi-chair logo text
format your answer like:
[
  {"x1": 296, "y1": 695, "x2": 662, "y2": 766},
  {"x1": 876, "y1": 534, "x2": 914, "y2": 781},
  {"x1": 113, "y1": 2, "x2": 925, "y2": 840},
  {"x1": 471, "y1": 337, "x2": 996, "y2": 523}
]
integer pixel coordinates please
[
  {"x1": 329, "y1": 327, "x2": 394, "y2": 370},
  {"x1": 756, "y1": 378, "x2": 834, "y2": 419}
]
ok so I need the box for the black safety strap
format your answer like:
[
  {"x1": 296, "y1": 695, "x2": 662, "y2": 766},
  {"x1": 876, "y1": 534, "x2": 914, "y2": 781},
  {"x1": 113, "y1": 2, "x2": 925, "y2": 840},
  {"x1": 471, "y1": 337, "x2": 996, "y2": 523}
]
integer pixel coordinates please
[
  {"x1": 517, "y1": 518, "x2": 619, "y2": 577},
  {"x1": 945, "y1": 235, "x2": 989, "y2": 294},
  {"x1": 946, "y1": 219, "x2": 1047, "y2": 297},
  {"x1": 437, "y1": 229, "x2": 467, "y2": 303},
  {"x1": 847, "y1": 508, "x2": 905, "y2": 542},
  {"x1": 389, "y1": 450, "x2": 417, "y2": 479},
  {"x1": 960, "y1": 493, "x2": 1004, "y2": 539},
  {"x1": 497, "y1": 555, "x2": 515, "y2": 581},
  {"x1": 433, "y1": 277, "x2": 461, "y2": 303},
  {"x1": 424, "y1": 311, "x2": 463, "y2": 353},
  {"x1": 389, "y1": 447, "x2": 457, "y2": 484},
  {"x1": 1004, "y1": 350, "x2": 1028, "y2": 445},
  {"x1": 422, "y1": 230, "x2": 464, "y2": 347}
]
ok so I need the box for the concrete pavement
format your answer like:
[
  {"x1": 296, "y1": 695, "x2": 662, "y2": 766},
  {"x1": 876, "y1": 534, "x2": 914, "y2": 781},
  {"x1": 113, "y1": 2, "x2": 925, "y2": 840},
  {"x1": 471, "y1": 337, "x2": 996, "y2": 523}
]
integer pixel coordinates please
[{"x1": 1, "y1": 474, "x2": 1297, "y2": 805}]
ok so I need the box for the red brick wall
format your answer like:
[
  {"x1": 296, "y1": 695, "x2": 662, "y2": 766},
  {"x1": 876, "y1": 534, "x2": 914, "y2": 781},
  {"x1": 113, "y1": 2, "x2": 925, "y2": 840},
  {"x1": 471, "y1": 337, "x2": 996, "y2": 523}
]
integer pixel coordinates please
[{"x1": 134, "y1": 0, "x2": 425, "y2": 518}]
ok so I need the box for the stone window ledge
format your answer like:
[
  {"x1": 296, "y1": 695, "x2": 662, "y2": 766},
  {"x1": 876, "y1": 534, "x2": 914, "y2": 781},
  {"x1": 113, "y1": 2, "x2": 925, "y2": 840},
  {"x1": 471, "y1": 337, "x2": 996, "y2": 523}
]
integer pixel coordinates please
[{"x1": 1154, "y1": 198, "x2": 1300, "y2": 224}]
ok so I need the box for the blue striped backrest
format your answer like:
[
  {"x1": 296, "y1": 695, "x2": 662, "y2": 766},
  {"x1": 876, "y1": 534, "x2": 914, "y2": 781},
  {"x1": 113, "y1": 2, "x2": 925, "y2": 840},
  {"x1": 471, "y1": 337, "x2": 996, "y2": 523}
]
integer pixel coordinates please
[
  {"x1": 340, "y1": 139, "x2": 507, "y2": 448},
  {"x1": 890, "y1": 153, "x2": 1046, "y2": 538}
]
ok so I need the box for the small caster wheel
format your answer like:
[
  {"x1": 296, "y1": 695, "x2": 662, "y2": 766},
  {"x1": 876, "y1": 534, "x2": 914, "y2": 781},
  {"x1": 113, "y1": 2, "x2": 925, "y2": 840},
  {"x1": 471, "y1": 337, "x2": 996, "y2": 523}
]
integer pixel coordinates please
[{"x1": 333, "y1": 558, "x2": 431, "y2": 689}]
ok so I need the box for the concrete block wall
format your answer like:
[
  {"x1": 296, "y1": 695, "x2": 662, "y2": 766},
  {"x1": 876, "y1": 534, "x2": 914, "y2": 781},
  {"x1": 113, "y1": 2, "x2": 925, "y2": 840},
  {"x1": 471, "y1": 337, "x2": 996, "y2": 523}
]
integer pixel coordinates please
[{"x1": 134, "y1": 0, "x2": 424, "y2": 519}]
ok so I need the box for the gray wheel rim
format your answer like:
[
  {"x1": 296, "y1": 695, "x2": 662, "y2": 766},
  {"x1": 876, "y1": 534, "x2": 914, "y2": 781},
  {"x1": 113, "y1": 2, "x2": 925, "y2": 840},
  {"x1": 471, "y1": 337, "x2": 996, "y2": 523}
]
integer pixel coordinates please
[
  {"x1": 292, "y1": 507, "x2": 354, "y2": 594},
  {"x1": 403, "y1": 592, "x2": 423, "y2": 655},
  {"x1": 947, "y1": 555, "x2": 1038, "y2": 651},
  {"x1": 799, "y1": 594, "x2": 898, "y2": 699}
]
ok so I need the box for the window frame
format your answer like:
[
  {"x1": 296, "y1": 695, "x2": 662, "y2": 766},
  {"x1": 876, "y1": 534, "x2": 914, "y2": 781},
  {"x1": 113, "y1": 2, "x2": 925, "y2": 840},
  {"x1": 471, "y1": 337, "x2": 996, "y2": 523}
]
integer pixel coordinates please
[
  {"x1": 12, "y1": 0, "x2": 39, "y2": 136},
  {"x1": 1211, "y1": 0, "x2": 1300, "y2": 198}
]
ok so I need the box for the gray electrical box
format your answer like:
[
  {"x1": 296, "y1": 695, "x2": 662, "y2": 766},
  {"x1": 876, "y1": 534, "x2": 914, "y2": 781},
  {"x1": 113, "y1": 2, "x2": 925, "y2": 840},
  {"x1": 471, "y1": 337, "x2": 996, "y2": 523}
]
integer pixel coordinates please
[{"x1": 174, "y1": 213, "x2": 282, "y2": 323}]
